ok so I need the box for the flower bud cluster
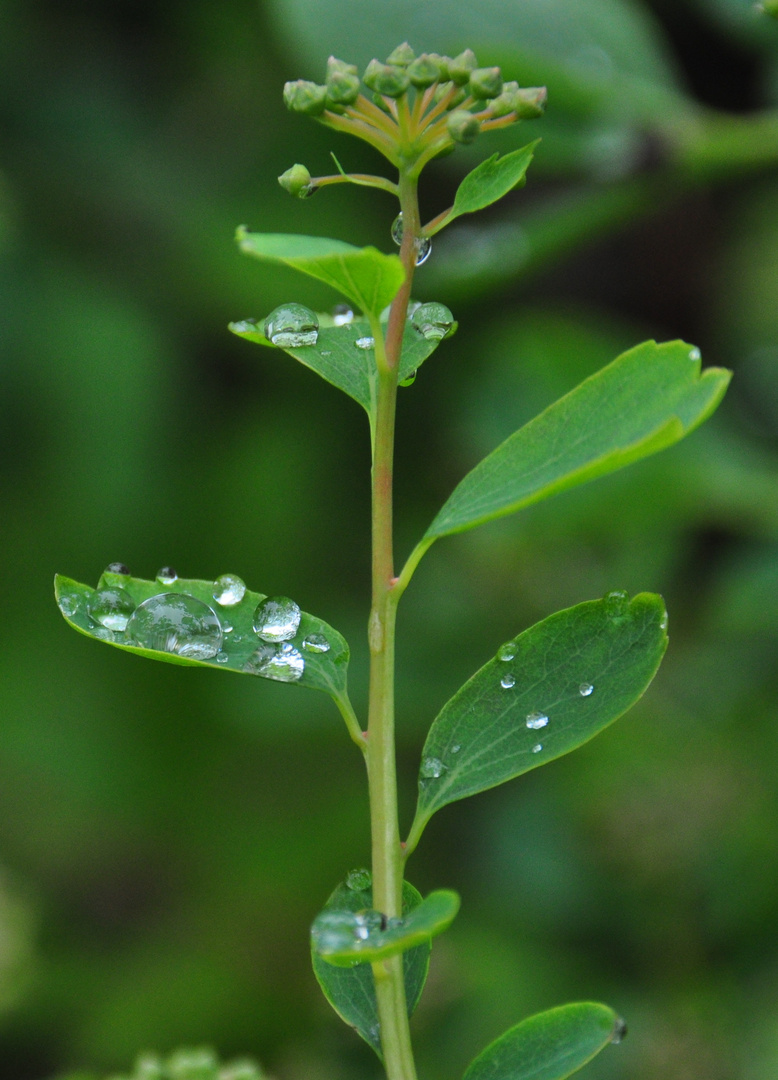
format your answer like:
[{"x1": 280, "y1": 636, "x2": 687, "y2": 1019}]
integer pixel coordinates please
[
  {"x1": 280, "y1": 42, "x2": 546, "y2": 175},
  {"x1": 108, "y1": 1048, "x2": 265, "y2": 1080}
]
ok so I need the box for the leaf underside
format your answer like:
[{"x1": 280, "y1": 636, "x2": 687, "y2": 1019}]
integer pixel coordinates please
[
  {"x1": 413, "y1": 592, "x2": 667, "y2": 831},
  {"x1": 229, "y1": 316, "x2": 441, "y2": 413},
  {"x1": 236, "y1": 229, "x2": 405, "y2": 317},
  {"x1": 426, "y1": 340, "x2": 731, "y2": 539},
  {"x1": 464, "y1": 1002, "x2": 621, "y2": 1080},
  {"x1": 311, "y1": 879, "x2": 431, "y2": 1060},
  {"x1": 54, "y1": 573, "x2": 349, "y2": 698}
]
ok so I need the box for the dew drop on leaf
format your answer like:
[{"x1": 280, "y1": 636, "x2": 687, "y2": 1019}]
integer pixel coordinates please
[
  {"x1": 87, "y1": 586, "x2": 136, "y2": 632},
  {"x1": 302, "y1": 633, "x2": 330, "y2": 653},
  {"x1": 345, "y1": 868, "x2": 372, "y2": 891},
  {"x1": 688, "y1": 347, "x2": 701, "y2": 362},
  {"x1": 104, "y1": 562, "x2": 130, "y2": 576},
  {"x1": 355, "y1": 336, "x2": 374, "y2": 350},
  {"x1": 253, "y1": 596, "x2": 301, "y2": 642},
  {"x1": 500, "y1": 673, "x2": 516, "y2": 689},
  {"x1": 263, "y1": 303, "x2": 319, "y2": 347},
  {"x1": 532, "y1": 743, "x2": 543, "y2": 753},
  {"x1": 332, "y1": 303, "x2": 355, "y2": 326},
  {"x1": 579, "y1": 682, "x2": 594, "y2": 697},
  {"x1": 451, "y1": 744, "x2": 461, "y2": 753},
  {"x1": 526, "y1": 711, "x2": 549, "y2": 729},
  {"x1": 156, "y1": 566, "x2": 178, "y2": 585},
  {"x1": 58, "y1": 593, "x2": 80, "y2": 618},
  {"x1": 604, "y1": 589, "x2": 629, "y2": 618},
  {"x1": 399, "y1": 370, "x2": 417, "y2": 387},
  {"x1": 497, "y1": 642, "x2": 516, "y2": 662},
  {"x1": 611, "y1": 1017, "x2": 628, "y2": 1044},
  {"x1": 411, "y1": 302, "x2": 455, "y2": 341},
  {"x1": 126, "y1": 593, "x2": 223, "y2": 659},
  {"x1": 213, "y1": 573, "x2": 246, "y2": 607},
  {"x1": 420, "y1": 757, "x2": 446, "y2": 779},
  {"x1": 216, "y1": 653, "x2": 229, "y2": 664},
  {"x1": 243, "y1": 642, "x2": 305, "y2": 682}
]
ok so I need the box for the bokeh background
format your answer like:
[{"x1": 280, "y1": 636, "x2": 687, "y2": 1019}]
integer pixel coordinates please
[{"x1": 2, "y1": 1, "x2": 778, "y2": 1078}]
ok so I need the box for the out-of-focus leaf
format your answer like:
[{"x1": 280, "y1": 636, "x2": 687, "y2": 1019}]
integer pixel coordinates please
[
  {"x1": 235, "y1": 229, "x2": 405, "y2": 317},
  {"x1": 425, "y1": 341, "x2": 731, "y2": 540},
  {"x1": 410, "y1": 592, "x2": 667, "y2": 841},
  {"x1": 311, "y1": 878, "x2": 431, "y2": 1059},
  {"x1": 54, "y1": 572, "x2": 349, "y2": 699},
  {"x1": 463, "y1": 1002, "x2": 623, "y2": 1080}
]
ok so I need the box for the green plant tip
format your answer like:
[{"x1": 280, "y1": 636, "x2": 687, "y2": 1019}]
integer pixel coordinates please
[
  {"x1": 326, "y1": 56, "x2": 358, "y2": 80},
  {"x1": 326, "y1": 70, "x2": 361, "y2": 106},
  {"x1": 386, "y1": 42, "x2": 416, "y2": 66},
  {"x1": 448, "y1": 48, "x2": 478, "y2": 85},
  {"x1": 278, "y1": 163, "x2": 314, "y2": 198},
  {"x1": 283, "y1": 79, "x2": 328, "y2": 116},
  {"x1": 447, "y1": 109, "x2": 481, "y2": 145},
  {"x1": 512, "y1": 86, "x2": 548, "y2": 118},
  {"x1": 469, "y1": 67, "x2": 503, "y2": 99},
  {"x1": 363, "y1": 59, "x2": 410, "y2": 97},
  {"x1": 407, "y1": 53, "x2": 445, "y2": 88}
]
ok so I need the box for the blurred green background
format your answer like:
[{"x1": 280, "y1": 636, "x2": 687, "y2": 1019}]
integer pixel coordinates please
[{"x1": 2, "y1": 1, "x2": 778, "y2": 1078}]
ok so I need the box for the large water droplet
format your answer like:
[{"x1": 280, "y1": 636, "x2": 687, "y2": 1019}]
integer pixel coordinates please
[
  {"x1": 355, "y1": 336, "x2": 374, "y2": 350},
  {"x1": 391, "y1": 213, "x2": 433, "y2": 265},
  {"x1": 411, "y1": 302, "x2": 455, "y2": 340},
  {"x1": 58, "y1": 593, "x2": 80, "y2": 618},
  {"x1": 105, "y1": 562, "x2": 130, "y2": 576},
  {"x1": 87, "y1": 587, "x2": 136, "y2": 632},
  {"x1": 213, "y1": 573, "x2": 246, "y2": 607},
  {"x1": 497, "y1": 642, "x2": 516, "y2": 662},
  {"x1": 579, "y1": 682, "x2": 594, "y2": 697},
  {"x1": 243, "y1": 642, "x2": 305, "y2": 682},
  {"x1": 421, "y1": 756, "x2": 446, "y2": 779},
  {"x1": 346, "y1": 868, "x2": 372, "y2": 891},
  {"x1": 253, "y1": 596, "x2": 301, "y2": 642},
  {"x1": 302, "y1": 633, "x2": 330, "y2": 653},
  {"x1": 263, "y1": 303, "x2": 319, "y2": 347},
  {"x1": 156, "y1": 566, "x2": 178, "y2": 586},
  {"x1": 526, "y1": 711, "x2": 549, "y2": 730},
  {"x1": 312, "y1": 908, "x2": 384, "y2": 955},
  {"x1": 532, "y1": 743, "x2": 543, "y2": 753},
  {"x1": 611, "y1": 1017, "x2": 628, "y2": 1044},
  {"x1": 399, "y1": 370, "x2": 417, "y2": 387},
  {"x1": 332, "y1": 303, "x2": 354, "y2": 326},
  {"x1": 126, "y1": 593, "x2": 223, "y2": 659},
  {"x1": 501, "y1": 673, "x2": 516, "y2": 689}
]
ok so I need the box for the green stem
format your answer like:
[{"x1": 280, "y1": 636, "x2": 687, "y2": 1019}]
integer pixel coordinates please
[
  {"x1": 333, "y1": 690, "x2": 368, "y2": 752},
  {"x1": 366, "y1": 170, "x2": 421, "y2": 1080}
]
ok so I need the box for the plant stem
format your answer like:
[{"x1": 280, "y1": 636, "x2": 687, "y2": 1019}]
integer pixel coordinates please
[{"x1": 366, "y1": 170, "x2": 421, "y2": 1080}]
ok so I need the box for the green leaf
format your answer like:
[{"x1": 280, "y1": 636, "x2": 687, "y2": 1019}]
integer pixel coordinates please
[
  {"x1": 312, "y1": 889, "x2": 459, "y2": 967},
  {"x1": 429, "y1": 143, "x2": 539, "y2": 235},
  {"x1": 311, "y1": 878, "x2": 432, "y2": 1059},
  {"x1": 235, "y1": 229, "x2": 405, "y2": 317},
  {"x1": 411, "y1": 592, "x2": 667, "y2": 837},
  {"x1": 464, "y1": 1002, "x2": 623, "y2": 1080},
  {"x1": 426, "y1": 340, "x2": 731, "y2": 539},
  {"x1": 54, "y1": 572, "x2": 349, "y2": 699},
  {"x1": 229, "y1": 314, "x2": 442, "y2": 413}
]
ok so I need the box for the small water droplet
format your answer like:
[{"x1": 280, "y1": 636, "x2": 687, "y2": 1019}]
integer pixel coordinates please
[
  {"x1": 302, "y1": 633, "x2": 330, "y2": 653},
  {"x1": 354, "y1": 910, "x2": 384, "y2": 940},
  {"x1": 345, "y1": 868, "x2": 372, "y2": 891},
  {"x1": 216, "y1": 653, "x2": 229, "y2": 664},
  {"x1": 58, "y1": 594, "x2": 80, "y2": 618},
  {"x1": 399, "y1": 369, "x2": 417, "y2": 387},
  {"x1": 332, "y1": 303, "x2": 355, "y2": 326},
  {"x1": 604, "y1": 589, "x2": 629, "y2": 617},
  {"x1": 420, "y1": 756, "x2": 446, "y2": 779},
  {"x1": 93, "y1": 627, "x2": 116, "y2": 642},
  {"x1": 156, "y1": 566, "x2": 178, "y2": 585},
  {"x1": 253, "y1": 596, "x2": 301, "y2": 642},
  {"x1": 321, "y1": 349, "x2": 332, "y2": 356},
  {"x1": 579, "y1": 682, "x2": 594, "y2": 697},
  {"x1": 526, "y1": 711, "x2": 549, "y2": 730},
  {"x1": 222, "y1": 622, "x2": 233, "y2": 633},
  {"x1": 355, "y1": 336, "x2": 374, "y2": 349},
  {"x1": 497, "y1": 642, "x2": 516, "y2": 662},
  {"x1": 243, "y1": 642, "x2": 305, "y2": 682},
  {"x1": 230, "y1": 318, "x2": 259, "y2": 333},
  {"x1": 660, "y1": 611, "x2": 668, "y2": 631},
  {"x1": 451, "y1": 744, "x2": 461, "y2": 753},
  {"x1": 263, "y1": 303, "x2": 319, "y2": 347},
  {"x1": 104, "y1": 562, "x2": 130, "y2": 576},
  {"x1": 688, "y1": 347, "x2": 701, "y2": 362},
  {"x1": 411, "y1": 302, "x2": 455, "y2": 341},
  {"x1": 611, "y1": 1017, "x2": 628, "y2": 1044},
  {"x1": 532, "y1": 743, "x2": 543, "y2": 753},
  {"x1": 126, "y1": 593, "x2": 223, "y2": 659},
  {"x1": 391, "y1": 213, "x2": 433, "y2": 265},
  {"x1": 213, "y1": 573, "x2": 246, "y2": 607},
  {"x1": 87, "y1": 587, "x2": 136, "y2": 632},
  {"x1": 501, "y1": 673, "x2": 516, "y2": 689}
]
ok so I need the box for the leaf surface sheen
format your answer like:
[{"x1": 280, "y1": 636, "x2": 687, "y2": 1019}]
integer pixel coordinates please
[
  {"x1": 311, "y1": 879, "x2": 431, "y2": 1059},
  {"x1": 236, "y1": 229, "x2": 405, "y2": 316},
  {"x1": 413, "y1": 592, "x2": 667, "y2": 830},
  {"x1": 54, "y1": 573, "x2": 349, "y2": 698},
  {"x1": 447, "y1": 142, "x2": 539, "y2": 225},
  {"x1": 464, "y1": 1001, "x2": 621, "y2": 1080},
  {"x1": 426, "y1": 340, "x2": 731, "y2": 539}
]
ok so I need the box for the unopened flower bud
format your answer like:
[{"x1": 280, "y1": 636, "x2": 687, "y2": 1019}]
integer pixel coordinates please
[
  {"x1": 512, "y1": 86, "x2": 548, "y2": 118},
  {"x1": 448, "y1": 49, "x2": 478, "y2": 85},
  {"x1": 283, "y1": 79, "x2": 328, "y2": 116},
  {"x1": 326, "y1": 56, "x2": 358, "y2": 80},
  {"x1": 363, "y1": 59, "x2": 410, "y2": 97},
  {"x1": 469, "y1": 66, "x2": 503, "y2": 99},
  {"x1": 278, "y1": 163, "x2": 314, "y2": 198},
  {"x1": 432, "y1": 81, "x2": 466, "y2": 107},
  {"x1": 386, "y1": 42, "x2": 416, "y2": 67},
  {"x1": 488, "y1": 80, "x2": 520, "y2": 117},
  {"x1": 447, "y1": 109, "x2": 481, "y2": 144},
  {"x1": 326, "y1": 70, "x2": 361, "y2": 106},
  {"x1": 407, "y1": 53, "x2": 445, "y2": 87}
]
